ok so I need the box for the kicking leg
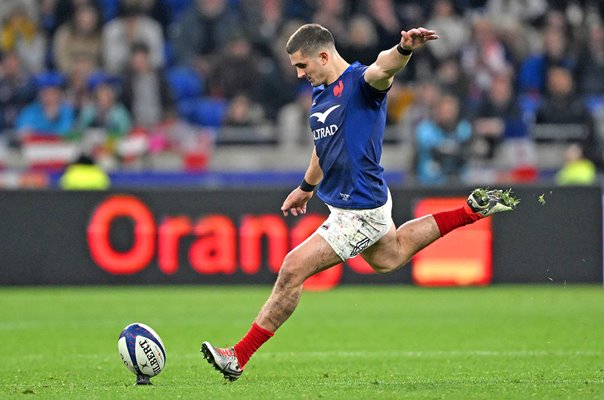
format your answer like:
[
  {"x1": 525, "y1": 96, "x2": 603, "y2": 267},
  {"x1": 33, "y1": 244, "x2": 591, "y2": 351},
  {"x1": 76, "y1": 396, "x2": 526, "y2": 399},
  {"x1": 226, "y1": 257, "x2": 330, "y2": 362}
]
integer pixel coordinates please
[
  {"x1": 362, "y1": 188, "x2": 519, "y2": 273},
  {"x1": 201, "y1": 232, "x2": 341, "y2": 380},
  {"x1": 361, "y1": 215, "x2": 441, "y2": 273}
]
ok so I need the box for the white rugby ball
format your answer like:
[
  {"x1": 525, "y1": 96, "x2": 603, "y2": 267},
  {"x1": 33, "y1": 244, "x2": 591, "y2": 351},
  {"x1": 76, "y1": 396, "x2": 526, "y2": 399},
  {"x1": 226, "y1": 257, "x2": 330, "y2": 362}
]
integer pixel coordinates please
[{"x1": 118, "y1": 323, "x2": 166, "y2": 377}]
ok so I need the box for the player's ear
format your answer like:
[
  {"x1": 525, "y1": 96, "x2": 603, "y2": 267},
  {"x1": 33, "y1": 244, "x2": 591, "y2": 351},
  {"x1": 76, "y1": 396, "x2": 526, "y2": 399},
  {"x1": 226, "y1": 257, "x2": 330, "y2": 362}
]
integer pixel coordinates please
[{"x1": 318, "y1": 51, "x2": 329, "y2": 65}]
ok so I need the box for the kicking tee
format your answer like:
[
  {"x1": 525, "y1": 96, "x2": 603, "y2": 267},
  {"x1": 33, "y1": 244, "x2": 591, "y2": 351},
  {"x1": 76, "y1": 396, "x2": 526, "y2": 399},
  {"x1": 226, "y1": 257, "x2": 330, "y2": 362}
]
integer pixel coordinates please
[{"x1": 309, "y1": 62, "x2": 389, "y2": 209}]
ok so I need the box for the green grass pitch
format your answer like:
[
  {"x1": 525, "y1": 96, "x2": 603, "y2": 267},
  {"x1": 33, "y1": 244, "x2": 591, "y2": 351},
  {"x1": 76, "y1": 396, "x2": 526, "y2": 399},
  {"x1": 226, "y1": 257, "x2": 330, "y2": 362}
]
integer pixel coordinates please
[{"x1": 1, "y1": 285, "x2": 603, "y2": 399}]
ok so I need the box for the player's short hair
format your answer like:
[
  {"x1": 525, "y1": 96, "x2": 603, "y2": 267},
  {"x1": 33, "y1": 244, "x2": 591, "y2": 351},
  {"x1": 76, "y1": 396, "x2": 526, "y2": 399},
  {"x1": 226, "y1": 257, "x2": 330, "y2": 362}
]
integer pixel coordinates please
[{"x1": 286, "y1": 24, "x2": 335, "y2": 55}]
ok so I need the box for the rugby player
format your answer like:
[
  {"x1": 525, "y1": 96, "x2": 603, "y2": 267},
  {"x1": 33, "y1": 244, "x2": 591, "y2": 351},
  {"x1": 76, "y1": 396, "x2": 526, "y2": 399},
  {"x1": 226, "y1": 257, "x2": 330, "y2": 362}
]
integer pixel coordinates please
[{"x1": 201, "y1": 24, "x2": 518, "y2": 381}]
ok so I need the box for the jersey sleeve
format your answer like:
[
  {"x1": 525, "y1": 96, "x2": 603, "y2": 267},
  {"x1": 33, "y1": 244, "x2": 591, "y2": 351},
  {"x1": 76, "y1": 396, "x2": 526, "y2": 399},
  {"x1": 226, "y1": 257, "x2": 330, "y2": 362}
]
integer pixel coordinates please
[{"x1": 357, "y1": 65, "x2": 389, "y2": 104}]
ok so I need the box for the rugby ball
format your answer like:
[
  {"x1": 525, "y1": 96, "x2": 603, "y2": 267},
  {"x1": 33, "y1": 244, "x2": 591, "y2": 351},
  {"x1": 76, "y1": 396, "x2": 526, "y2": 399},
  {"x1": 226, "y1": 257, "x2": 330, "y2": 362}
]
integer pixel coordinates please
[{"x1": 118, "y1": 323, "x2": 166, "y2": 378}]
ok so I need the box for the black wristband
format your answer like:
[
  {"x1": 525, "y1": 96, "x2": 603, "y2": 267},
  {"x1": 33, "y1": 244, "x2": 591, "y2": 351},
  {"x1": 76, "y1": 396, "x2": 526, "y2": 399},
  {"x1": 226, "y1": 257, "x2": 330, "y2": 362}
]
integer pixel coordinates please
[
  {"x1": 396, "y1": 44, "x2": 413, "y2": 56},
  {"x1": 299, "y1": 179, "x2": 316, "y2": 192}
]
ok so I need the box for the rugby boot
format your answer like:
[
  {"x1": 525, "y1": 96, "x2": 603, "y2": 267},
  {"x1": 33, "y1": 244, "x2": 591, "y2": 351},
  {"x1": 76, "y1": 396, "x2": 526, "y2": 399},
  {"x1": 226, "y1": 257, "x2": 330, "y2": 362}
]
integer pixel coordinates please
[
  {"x1": 466, "y1": 188, "x2": 519, "y2": 217},
  {"x1": 201, "y1": 341, "x2": 242, "y2": 381}
]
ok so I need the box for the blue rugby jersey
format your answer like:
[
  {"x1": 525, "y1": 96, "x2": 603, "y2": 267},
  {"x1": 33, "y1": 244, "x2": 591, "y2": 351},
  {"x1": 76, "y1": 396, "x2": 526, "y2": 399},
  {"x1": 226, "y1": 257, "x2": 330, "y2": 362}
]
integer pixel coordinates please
[{"x1": 309, "y1": 62, "x2": 389, "y2": 209}]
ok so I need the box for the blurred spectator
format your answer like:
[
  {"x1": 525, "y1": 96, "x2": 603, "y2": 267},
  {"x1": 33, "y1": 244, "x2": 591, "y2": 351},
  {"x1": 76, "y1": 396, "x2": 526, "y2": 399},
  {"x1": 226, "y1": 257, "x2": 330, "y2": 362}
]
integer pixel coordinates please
[
  {"x1": 490, "y1": 18, "x2": 533, "y2": 69},
  {"x1": 38, "y1": 0, "x2": 61, "y2": 37},
  {"x1": 169, "y1": 0, "x2": 242, "y2": 74},
  {"x1": 0, "y1": 0, "x2": 38, "y2": 24},
  {"x1": 362, "y1": 0, "x2": 402, "y2": 51},
  {"x1": 415, "y1": 93, "x2": 472, "y2": 185},
  {"x1": 518, "y1": 25, "x2": 574, "y2": 95},
  {"x1": 485, "y1": 0, "x2": 548, "y2": 28},
  {"x1": 401, "y1": 80, "x2": 442, "y2": 148},
  {"x1": 385, "y1": 80, "x2": 415, "y2": 127},
  {"x1": 53, "y1": 4, "x2": 102, "y2": 74},
  {"x1": 241, "y1": 0, "x2": 286, "y2": 59},
  {"x1": 482, "y1": 1, "x2": 548, "y2": 81},
  {"x1": 102, "y1": 3, "x2": 164, "y2": 73},
  {"x1": 224, "y1": 94, "x2": 267, "y2": 127},
  {"x1": 436, "y1": 56, "x2": 471, "y2": 103},
  {"x1": 0, "y1": 5, "x2": 47, "y2": 73},
  {"x1": 461, "y1": 16, "x2": 512, "y2": 99},
  {"x1": 15, "y1": 72, "x2": 75, "y2": 136},
  {"x1": 472, "y1": 73, "x2": 525, "y2": 160},
  {"x1": 252, "y1": 19, "x2": 305, "y2": 120},
  {"x1": 277, "y1": 84, "x2": 312, "y2": 149},
  {"x1": 575, "y1": 22, "x2": 604, "y2": 97},
  {"x1": 59, "y1": 153, "x2": 110, "y2": 189},
  {"x1": 363, "y1": 0, "x2": 422, "y2": 81},
  {"x1": 555, "y1": 143, "x2": 597, "y2": 185},
  {"x1": 63, "y1": 54, "x2": 96, "y2": 116},
  {"x1": 312, "y1": 0, "x2": 349, "y2": 45},
  {"x1": 543, "y1": 8, "x2": 574, "y2": 44},
  {"x1": 207, "y1": 33, "x2": 262, "y2": 100},
  {"x1": 77, "y1": 73, "x2": 131, "y2": 137},
  {"x1": 358, "y1": 0, "x2": 424, "y2": 82},
  {"x1": 221, "y1": 93, "x2": 272, "y2": 143},
  {"x1": 119, "y1": 0, "x2": 171, "y2": 34},
  {"x1": 397, "y1": 80, "x2": 443, "y2": 177},
  {"x1": 536, "y1": 66, "x2": 591, "y2": 126},
  {"x1": 340, "y1": 14, "x2": 380, "y2": 66},
  {"x1": 282, "y1": 0, "x2": 313, "y2": 21},
  {"x1": 121, "y1": 42, "x2": 174, "y2": 128},
  {"x1": 535, "y1": 65, "x2": 601, "y2": 168},
  {"x1": 0, "y1": 51, "x2": 36, "y2": 133},
  {"x1": 53, "y1": 0, "x2": 103, "y2": 29},
  {"x1": 425, "y1": 0, "x2": 469, "y2": 62}
]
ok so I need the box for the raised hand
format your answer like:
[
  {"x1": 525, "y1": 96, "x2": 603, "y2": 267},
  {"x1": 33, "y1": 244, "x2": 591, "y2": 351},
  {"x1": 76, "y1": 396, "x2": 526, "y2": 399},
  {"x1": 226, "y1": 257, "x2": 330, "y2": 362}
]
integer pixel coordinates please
[{"x1": 400, "y1": 27, "x2": 439, "y2": 51}]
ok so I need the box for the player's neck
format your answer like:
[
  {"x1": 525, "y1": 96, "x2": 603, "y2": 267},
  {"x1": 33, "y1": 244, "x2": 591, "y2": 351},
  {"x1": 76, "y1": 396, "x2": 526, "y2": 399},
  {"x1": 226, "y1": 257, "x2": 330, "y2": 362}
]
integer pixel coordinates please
[{"x1": 325, "y1": 53, "x2": 350, "y2": 86}]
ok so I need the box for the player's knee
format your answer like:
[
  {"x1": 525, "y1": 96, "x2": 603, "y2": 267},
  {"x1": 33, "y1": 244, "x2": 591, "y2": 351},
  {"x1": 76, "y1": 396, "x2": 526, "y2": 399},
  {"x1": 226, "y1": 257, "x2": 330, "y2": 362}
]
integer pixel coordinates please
[
  {"x1": 372, "y1": 264, "x2": 395, "y2": 274},
  {"x1": 369, "y1": 258, "x2": 405, "y2": 274},
  {"x1": 276, "y1": 253, "x2": 307, "y2": 288}
]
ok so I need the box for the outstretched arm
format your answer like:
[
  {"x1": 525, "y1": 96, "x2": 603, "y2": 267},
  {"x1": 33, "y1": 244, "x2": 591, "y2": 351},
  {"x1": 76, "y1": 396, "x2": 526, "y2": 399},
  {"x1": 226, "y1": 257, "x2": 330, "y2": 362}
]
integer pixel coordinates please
[
  {"x1": 364, "y1": 27, "x2": 439, "y2": 91},
  {"x1": 281, "y1": 148, "x2": 323, "y2": 216}
]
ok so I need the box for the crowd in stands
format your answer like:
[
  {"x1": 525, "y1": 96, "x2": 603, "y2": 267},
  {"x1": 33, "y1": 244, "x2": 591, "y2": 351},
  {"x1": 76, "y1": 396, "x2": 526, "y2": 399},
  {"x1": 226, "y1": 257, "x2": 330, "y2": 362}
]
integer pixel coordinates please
[{"x1": 1, "y1": 0, "x2": 604, "y2": 186}]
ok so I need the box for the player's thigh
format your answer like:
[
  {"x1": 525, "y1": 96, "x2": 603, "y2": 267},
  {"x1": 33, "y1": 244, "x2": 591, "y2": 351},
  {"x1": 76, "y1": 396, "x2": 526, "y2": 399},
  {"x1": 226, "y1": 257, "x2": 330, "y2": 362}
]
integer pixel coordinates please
[
  {"x1": 281, "y1": 231, "x2": 342, "y2": 282},
  {"x1": 360, "y1": 223, "x2": 404, "y2": 273}
]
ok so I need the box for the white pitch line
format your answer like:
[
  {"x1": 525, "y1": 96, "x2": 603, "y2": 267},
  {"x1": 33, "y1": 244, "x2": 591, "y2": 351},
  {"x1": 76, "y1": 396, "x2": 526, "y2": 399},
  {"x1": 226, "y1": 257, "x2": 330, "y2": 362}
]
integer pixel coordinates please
[
  {"x1": 254, "y1": 350, "x2": 604, "y2": 358},
  {"x1": 172, "y1": 350, "x2": 604, "y2": 359},
  {"x1": 6, "y1": 350, "x2": 603, "y2": 363}
]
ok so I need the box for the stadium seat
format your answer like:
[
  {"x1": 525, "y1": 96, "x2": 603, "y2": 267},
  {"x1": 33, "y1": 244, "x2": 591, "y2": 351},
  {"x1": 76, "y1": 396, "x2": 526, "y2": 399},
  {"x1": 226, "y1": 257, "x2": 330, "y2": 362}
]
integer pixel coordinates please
[
  {"x1": 164, "y1": 42, "x2": 176, "y2": 67},
  {"x1": 166, "y1": 67, "x2": 204, "y2": 101},
  {"x1": 585, "y1": 95, "x2": 604, "y2": 114},
  {"x1": 163, "y1": 0, "x2": 194, "y2": 23},
  {"x1": 97, "y1": 0, "x2": 120, "y2": 22},
  {"x1": 518, "y1": 94, "x2": 541, "y2": 121},
  {"x1": 177, "y1": 98, "x2": 228, "y2": 128}
]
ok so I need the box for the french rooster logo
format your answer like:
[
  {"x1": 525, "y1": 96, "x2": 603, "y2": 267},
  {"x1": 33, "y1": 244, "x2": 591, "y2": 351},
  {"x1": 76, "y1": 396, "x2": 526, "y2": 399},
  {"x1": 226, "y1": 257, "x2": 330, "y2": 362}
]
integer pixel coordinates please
[{"x1": 333, "y1": 80, "x2": 344, "y2": 97}]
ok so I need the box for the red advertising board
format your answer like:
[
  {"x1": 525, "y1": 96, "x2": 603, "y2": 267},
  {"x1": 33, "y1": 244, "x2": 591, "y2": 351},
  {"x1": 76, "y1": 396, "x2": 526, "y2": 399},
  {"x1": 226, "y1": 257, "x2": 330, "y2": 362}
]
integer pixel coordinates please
[{"x1": 86, "y1": 194, "x2": 376, "y2": 290}]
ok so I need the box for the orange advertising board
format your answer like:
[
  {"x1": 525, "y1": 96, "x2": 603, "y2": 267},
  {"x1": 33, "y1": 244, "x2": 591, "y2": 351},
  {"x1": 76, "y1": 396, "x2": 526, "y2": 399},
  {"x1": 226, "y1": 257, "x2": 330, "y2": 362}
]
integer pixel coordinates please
[{"x1": 413, "y1": 198, "x2": 492, "y2": 286}]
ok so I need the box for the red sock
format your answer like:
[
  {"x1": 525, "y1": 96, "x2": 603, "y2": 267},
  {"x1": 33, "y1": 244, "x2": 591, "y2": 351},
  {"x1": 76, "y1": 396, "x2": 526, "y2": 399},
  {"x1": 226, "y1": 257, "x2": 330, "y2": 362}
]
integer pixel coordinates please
[
  {"x1": 233, "y1": 323, "x2": 274, "y2": 368},
  {"x1": 432, "y1": 204, "x2": 482, "y2": 237}
]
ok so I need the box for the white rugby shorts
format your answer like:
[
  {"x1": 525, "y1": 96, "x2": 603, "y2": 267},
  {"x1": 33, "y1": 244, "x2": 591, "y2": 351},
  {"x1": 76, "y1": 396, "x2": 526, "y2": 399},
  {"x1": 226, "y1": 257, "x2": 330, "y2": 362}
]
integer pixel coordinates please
[{"x1": 317, "y1": 192, "x2": 393, "y2": 261}]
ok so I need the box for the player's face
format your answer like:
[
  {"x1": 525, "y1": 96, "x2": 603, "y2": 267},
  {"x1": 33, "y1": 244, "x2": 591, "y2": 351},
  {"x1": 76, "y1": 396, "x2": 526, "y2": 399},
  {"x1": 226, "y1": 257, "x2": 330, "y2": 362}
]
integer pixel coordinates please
[{"x1": 289, "y1": 50, "x2": 326, "y2": 87}]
